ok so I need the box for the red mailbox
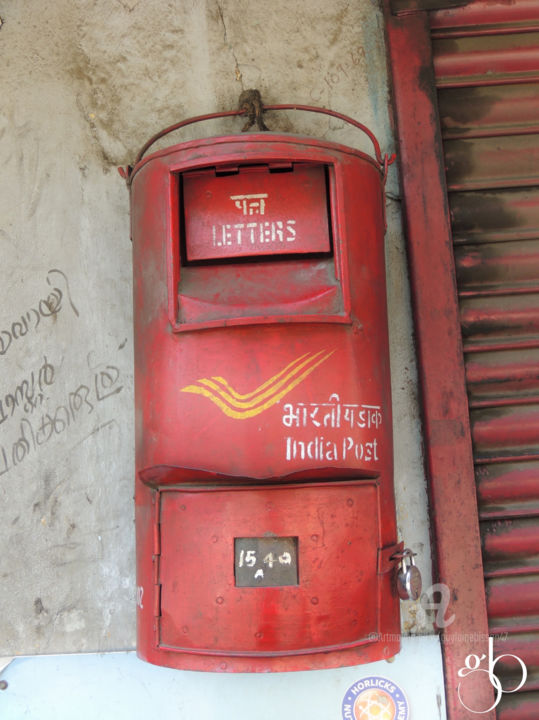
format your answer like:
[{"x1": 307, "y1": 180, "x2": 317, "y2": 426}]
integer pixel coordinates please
[{"x1": 127, "y1": 106, "x2": 404, "y2": 672}]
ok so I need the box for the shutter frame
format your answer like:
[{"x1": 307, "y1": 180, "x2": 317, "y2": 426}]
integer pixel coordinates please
[
  {"x1": 386, "y1": 0, "x2": 539, "y2": 716},
  {"x1": 384, "y1": 3, "x2": 494, "y2": 718}
]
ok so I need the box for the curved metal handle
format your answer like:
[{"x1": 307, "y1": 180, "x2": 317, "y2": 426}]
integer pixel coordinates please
[{"x1": 121, "y1": 104, "x2": 396, "y2": 182}]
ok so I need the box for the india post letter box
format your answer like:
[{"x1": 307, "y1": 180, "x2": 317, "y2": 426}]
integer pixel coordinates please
[{"x1": 129, "y1": 121, "x2": 402, "y2": 672}]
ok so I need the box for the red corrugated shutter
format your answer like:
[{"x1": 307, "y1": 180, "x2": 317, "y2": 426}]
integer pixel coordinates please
[{"x1": 431, "y1": 3, "x2": 539, "y2": 717}]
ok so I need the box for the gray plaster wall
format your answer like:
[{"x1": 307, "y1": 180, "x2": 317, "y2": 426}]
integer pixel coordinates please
[{"x1": 0, "y1": 0, "x2": 431, "y2": 656}]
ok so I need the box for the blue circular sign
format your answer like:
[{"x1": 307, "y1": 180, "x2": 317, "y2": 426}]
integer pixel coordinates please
[{"x1": 341, "y1": 676, "x2": 409, "y2": 720}]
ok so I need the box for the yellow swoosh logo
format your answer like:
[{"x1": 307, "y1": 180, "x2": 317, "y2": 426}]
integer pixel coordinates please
[{"x1": 181, "y1": 349, "x2": 334, "y2": 419}]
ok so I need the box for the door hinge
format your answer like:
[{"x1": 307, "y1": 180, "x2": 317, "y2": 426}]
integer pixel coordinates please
[{"x1": 377, "y1": 541, "x2": 404, "y2": 574}]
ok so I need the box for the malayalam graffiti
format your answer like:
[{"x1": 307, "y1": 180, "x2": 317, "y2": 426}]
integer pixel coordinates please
[
  {"x1": 0, "y1": 358, "x2": 123, "y2": 478},
  {"x1": 0, "y1": 357, "x2": 55, "y2": 426},
  {"x1": 0, "y1": 267, "x2": 124, "y2": 478},
  {"x1": 0, "y1": 269, "x2": 79, "y2": 357}
]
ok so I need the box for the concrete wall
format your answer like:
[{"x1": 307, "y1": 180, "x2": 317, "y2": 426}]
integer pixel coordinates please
[{"x1": 0, "y1": 0, "x2": 443, "y2": 715}]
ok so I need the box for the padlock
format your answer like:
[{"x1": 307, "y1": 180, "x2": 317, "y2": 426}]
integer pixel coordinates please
[{"x1": 396, "y1": 549, "x2": 422, "y2": 601}]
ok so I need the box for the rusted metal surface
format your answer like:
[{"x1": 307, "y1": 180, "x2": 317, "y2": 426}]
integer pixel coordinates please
[
  {"x1": 390, "y1": 0, "x2": 468, "y2": 16},
  {"x1": 486, "y1": 575, "x2": 539, "y2": 628},
  {"x1": 450, "y1": 189, "x2": 539, "y2": 245},
  {"x1": 444, "y1": 135, "x2": 539, "y2": 191},
  {"x1": 431, "y1": 2, "x2": 539, "y2": 716},
  {"x1": 497, "y1": 691, "x2": 539, "y2": 719},
  {"x1": 432, "y1": 33, "x2": 539, "y2": 88},
  {"x1": 465, "y1": 348, "x2": 539, "y2": 407},
  {"x1": 482, "y1": 517, "x2": 539, "y2": 569},
  {"x1": 384, "y1": 3, "x2": 494, "y2": 717},
  {"x1": 492, "y1": 633, "x2": 539, "y2": 691},
  {"x1": 471, "y1": 405, "x2": 539, "y2": 462},
  {"x1": 439, "y1": 84, "x2": 539, "y2": 140},
  {"x1": 431, "y1": 0, "x2": 539, "y2": 36},
  {"x1": 476, "y1": 461, "x2": 539, "y2": 520},
  {"x1": 461, "y1": 292, "x2": 539, "y2": 350},
  {"x1": 456, "y1": 241, "x2": 539, "y2": 295}
]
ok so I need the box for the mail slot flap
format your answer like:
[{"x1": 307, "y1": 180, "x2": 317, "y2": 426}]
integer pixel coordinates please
[
  {"x1": 182, "y1": 163, "x2": 331, "y2": 261},
  {"x1": 158, "y1": 480, "x2": 380, "y2": 656}
]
